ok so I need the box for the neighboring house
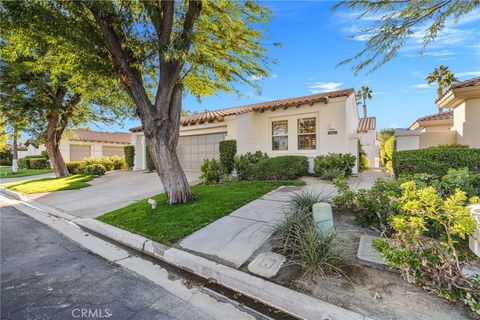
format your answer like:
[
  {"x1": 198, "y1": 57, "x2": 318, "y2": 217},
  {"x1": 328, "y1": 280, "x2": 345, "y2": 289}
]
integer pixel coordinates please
[
  {"x1": 395, "y1": 77, "x2": 480, "y2": 151},
  {"x1": 28, "y1": 129, "x2": 131, "y2": 162},
  {"x1": 357, "y1": 116, "x2": 380, "y2": 167},
  {"x1": 6, "y1": 143, "x2": 29, "y2": 159},
  {"x1": 131, "y1": 88, "x2": 363, "y2": 173}
]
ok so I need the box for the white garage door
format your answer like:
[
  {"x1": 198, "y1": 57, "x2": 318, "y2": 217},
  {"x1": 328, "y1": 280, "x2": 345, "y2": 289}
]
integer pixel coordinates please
[
  {"x1": 70, "y1": 145, "x2": 91, "y2": 161},
  {"x1": 103, "y1": 146, "x2": 125, "y2": 157},
  {"x1": 176, "y1": 132, "x2": 226, "y2": 171}
]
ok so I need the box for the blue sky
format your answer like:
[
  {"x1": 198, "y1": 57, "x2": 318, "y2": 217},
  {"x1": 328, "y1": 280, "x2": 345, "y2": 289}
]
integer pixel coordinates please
[{"x1": 99, "y1": 1, "x2": 480, "y2": 133}]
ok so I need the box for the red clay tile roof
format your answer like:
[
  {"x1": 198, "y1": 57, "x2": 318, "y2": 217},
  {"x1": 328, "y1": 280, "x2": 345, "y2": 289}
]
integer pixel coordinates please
[
  {"x1": 357, "y1": 117, "x2": 376, "y2": 132},
  {"x1": 436, "y1": 77, "x2": 480, "y2": 102},
  {"x1": 415, "y1": 111, "x2": 453, "y2": 122},
  {"x1": 130, "y1": 88, "x2": 354, "y2": 132},
  {"x1": 65, "y1": 129, "x2": 131, "y2": 144}
]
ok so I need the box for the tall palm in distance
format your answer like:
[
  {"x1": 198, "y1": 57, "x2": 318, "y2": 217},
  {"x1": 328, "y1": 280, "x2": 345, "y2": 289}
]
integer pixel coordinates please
[
  {"x1": 356, "y1": 86, "x2": 372, "y2": 118},
  {"x1": 426, "y1": 65, "x2": 459, "y2": 111}
]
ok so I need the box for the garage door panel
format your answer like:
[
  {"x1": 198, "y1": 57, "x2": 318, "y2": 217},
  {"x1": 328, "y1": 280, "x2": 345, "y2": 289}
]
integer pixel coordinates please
[
  {"x1": 103, "y1": 146, "x2": 124, "y2": 157},
  {"x1": 176, "y1": 132, "x2": 225, "y2": 171},
  {"x1": 70, "y1": 145, "x2": 91, "y2": 161}
]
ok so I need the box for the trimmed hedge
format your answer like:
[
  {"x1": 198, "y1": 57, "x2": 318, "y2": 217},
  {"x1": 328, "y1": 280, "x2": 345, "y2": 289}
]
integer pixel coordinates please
[
  {"x1": 19, "y1": 156, "x2": 48, "y2": 169},
  {"x1": 234, "y1": 151, "x2": 268, "y2": 180},
  {"x1": 248, "y1": 156, "x2": 308, "y2": 180},
  {"x1": 29, "y1": 158, "x2": 48, "y2": 169},
  {"x1": 314, "y1": 153, "x2": 356, "y2": 177},
  {"x1": 66, "y1": 156, "x2": 127, "y2": 175},
  {"x1": 145, "y1": 147, "x2": 156, "y2": 172},
  {"x1": 219, "y1": 140, "x2": 237, "y2": 174},
  {"x1": 124, "y1": 145, "x2": 135, "y2": 169},
  {"x1": 393, "y1": 146, "x2": 480, "y2": 177}
]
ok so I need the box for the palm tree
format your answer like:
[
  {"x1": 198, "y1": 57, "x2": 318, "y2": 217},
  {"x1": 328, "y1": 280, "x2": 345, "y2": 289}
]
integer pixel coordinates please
[
  {"x1": 426, "y1": 65, "x2": 459, "y2": 111},
  {"x1": 426, "y1": 65, "x2": 459, "y2": 100},
  {"x1": 356, "y1": 86, "x2": 372, "y2": 118}
]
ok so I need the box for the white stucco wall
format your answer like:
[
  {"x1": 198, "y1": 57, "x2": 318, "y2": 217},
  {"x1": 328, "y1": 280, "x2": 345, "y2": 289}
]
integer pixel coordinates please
[
  {"x1": 395, "y1": 131, "x2": 420, "y2": 151},
  {"x1": 454, "y1": 98, "x2": 480, "y2": 147},
  {"x1": 132, "y1": 93, "x2": 360, "y2": 173}
]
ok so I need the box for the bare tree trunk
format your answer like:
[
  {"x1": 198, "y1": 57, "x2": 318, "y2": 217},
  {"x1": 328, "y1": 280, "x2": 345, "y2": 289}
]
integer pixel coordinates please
[
  {"x1": 44, "y1": 88, "x2": 71, "y2": 177},
  {"x1": 147, "y1": 135, "x2": 194, "y2": 204},
  {"x1": 144, "y1": 85, "x2": 194, "y2": 204},
  {"x1": 12, "y1": 130, "x2": 18, "y2": 174},
  {"x1": 362, "y1": 104, "x2": 367, "y2": 118},
  {"x1": 46, "y1": 142, "x2": 69, "y2": 176}
]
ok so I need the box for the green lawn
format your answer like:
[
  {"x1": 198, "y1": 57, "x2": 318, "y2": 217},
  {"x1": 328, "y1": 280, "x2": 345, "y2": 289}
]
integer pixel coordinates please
[
  {"x1": 1, "y1": 175, "x2": 93, "y2": 194},
  {"x1": 0, "y1": 166, "x2": 53, "y2": 178},
  {"x1": 98, "y1": 180, "x2": 304, "y2": 244}
]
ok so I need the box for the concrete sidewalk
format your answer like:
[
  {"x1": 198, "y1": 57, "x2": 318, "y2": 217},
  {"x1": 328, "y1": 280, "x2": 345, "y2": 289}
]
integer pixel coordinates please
[
  {"x1": 180, "y1": 185, "x2": 302, "y2": 268},
  {"x1": 180, "y1": 169, "x2": 389, "y2": 269}
]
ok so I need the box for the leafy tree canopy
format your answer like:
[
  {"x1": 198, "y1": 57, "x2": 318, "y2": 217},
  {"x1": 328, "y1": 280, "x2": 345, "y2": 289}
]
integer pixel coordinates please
[
  {"x1": 0, "y1": 1, "x2": 133, "y2": 142},
  {"x1": 334, "y1": 0, "x2": 480, "y2": 74}
]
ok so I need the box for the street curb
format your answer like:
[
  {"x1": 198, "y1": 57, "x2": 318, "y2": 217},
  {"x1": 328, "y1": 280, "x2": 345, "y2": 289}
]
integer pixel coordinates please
[
  {"x1": 76, "y1": 218, "x2": 371, "y2": 320},
  {"x1": 0, "y1": 187, "x2": 26, "y2": 201},
  {"x1": 0, "y1": 187, "x2": 79, "y2": 221}
]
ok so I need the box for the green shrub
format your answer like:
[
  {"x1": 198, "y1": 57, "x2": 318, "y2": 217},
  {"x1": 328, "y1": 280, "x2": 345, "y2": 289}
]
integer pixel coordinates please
[
  {"x1": 18, "y1": 156, "x2": 47, "y2": 169},
  {"x1": 379, "y1": 129, "x2": 395, "y2": 165},
  {"x1": 313, "y1": 153, "x2": 356, "y2": 178},
  {"x1": 66, "y1": 161, "x2": 84, "y2": 174},
  {"x1": 374, "y1": 182, "x2": 478, "y2": 314},
  {"x1": 383, "y1": 136, "x2": 395, "y2": 172},
  {"x1": 200, "y1": 159, "x2": 223, "y2": 184},
  {"x1": 145, "y1": 147, "x2": 155, "y2": 172},
  {"x1": 233, "y1": 151, "x2": 268, "y2": 180},
  {"x1": 0, "y1": 150, "x2": 13, "y2": 165},
  {"x1": 124, "y1": 145, "x2": 135, "y2": 169},
  {"x1": 41, "y1": 150, "x2": 49, "y2": 159},
  {"x1": 84, "y1": 164, "x2": 106, "y2": 176},
  {"x1": 438, "y1": 167, "x2": 480, "y2": 198},
  {"x1": 28, "y1": 158, "x2": 47, "y2": 169},
  {"x1": 17, "y1": 158, "x2": 27, "y2": 169},
  {"x1": 219, "y1": 140, "x2": 237, "y2": 174},
  {"x1": 109, "y1": 155, "x2": 127, "y2": 170},
  {"x1": 249, "y1": 156, "x2": 308, "y2": 180},
  {"x1": 83, "y1": 157, "x2": 114, "y2": 171},
  {"x1": 333, "y1": 177, "x2": 401, "y2": 232},
  {"x1": 393, "y1": 146, "x2": 480, "y2": 177},
  {"x1": 359, "y1": 147, "x2": 369, "y2": 172}
]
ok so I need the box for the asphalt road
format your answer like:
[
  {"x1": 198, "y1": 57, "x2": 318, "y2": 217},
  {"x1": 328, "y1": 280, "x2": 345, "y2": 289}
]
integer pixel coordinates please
[{"x1": 1, "y1": 205, "x2": 210, "y2": 320}]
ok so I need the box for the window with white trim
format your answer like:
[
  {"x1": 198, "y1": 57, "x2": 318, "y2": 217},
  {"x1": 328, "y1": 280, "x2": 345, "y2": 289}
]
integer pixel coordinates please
[
  {"x1": 272, "y1": 120, "x2": 288, "y2": 150},
  {"x1": 297, "y1": 117, "x2": 316, "y2": 150}
]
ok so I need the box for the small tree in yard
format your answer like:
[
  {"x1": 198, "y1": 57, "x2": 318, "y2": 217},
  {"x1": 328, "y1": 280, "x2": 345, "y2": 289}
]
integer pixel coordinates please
[
  {"x1": 58, "y1": 0, "x2": 272, "y2": 204},
  {"x1": 0, "y1": 1, "x2": 132, "y2": 177}
]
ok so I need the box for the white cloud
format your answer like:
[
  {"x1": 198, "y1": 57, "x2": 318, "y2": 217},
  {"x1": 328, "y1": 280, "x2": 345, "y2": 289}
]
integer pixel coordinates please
[
  {"x1": 456, "y1": 71, "x2": 480, "y2": 78},
  {"x1": 308, "y1": 82, "x2": 343, "y2": 93},
  {"x1": 250, "y1": 73, "x2": 278, "y2": 81},
  {"x1": 390, "y1": 123, "x2": 399, "y2": 129},
  {"x1": 413, "y1": 83, "x2": 433, "y2": 89},
  {"x1": 270, "y1": 73, "x2": 278, "y2": 79}
]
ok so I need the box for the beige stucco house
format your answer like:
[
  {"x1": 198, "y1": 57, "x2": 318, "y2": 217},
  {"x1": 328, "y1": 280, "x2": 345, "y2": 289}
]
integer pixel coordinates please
[
  {"x1": 395, "y1": 77, "x2": 480, "y2": 151},
  {"x1": 131, "y1": 88, "x2": 365, "y2": 173},
  {"x1": 28, "y1": 129, "x2": 131, "y2": 161}
]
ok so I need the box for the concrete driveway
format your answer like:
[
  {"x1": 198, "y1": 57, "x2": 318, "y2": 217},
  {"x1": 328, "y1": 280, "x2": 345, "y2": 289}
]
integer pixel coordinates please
[{"x1": 25, "y1": 170, "x2": 200, "y2": 218}]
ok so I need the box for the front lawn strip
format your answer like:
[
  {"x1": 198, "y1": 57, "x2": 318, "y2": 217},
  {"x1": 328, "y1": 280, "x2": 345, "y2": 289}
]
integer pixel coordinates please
[
  {"x1": 98, "y1": 180, "x2": 304, "y2": 244},
  {"x1": 1, "y1": 175, "x2": 93, "y2": 194},
  {"x1": 0, "y1": 166, "x2": 53, "y2": 178}
]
